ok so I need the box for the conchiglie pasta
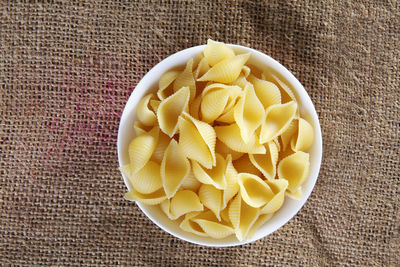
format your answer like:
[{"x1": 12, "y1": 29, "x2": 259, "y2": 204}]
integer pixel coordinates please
[
  {"x1": 157, "y1": 86, "x2": 190, "y2": 137},
  {"x1": 233, "y1": 154, "x2": 262, "y2": 177},
  {"x1": 180, "y1": 169, "x2": 202, "y2": 191},
  {"x1": 178, "y1": 113, "x2": 216, "y2": 169},
  {"x1": 173, "y1": 59, "x2": 196, "y2": 102},
  {"x1": 128, "y1": 132, "x2": 157, "y2": 174},
  {"x1": 203, "y1": 39, "x2": 235, "y2": 66},
  {"x1": 260, "y1": 101, "x2": 297, "y2": 143},
  {"x1": 127, "y1": 160, "x2": 163, "y2": 194},
  {"x1": 234, "y1": 83, "x2": 265, "y2": 144},
  {"x1": 124, "y1": 188, "x2": 167, "y2": 205},
  {"x1": 278, "y1": 151, "x2": 310, "y2": 193},
  {"x1": 222, "y1": 155, "x2": 240, "y2": 209},
  {"x1": 215, "y1": 123, "x2": 266, "y2": 154},
  {"x1": 229, "y1": 193, "x2": 260, "y2": 241},
  {"x1": 137, "y1": 93, "x2": 157, "y2": 126},
  {"x1": 198, "y1": 184, "x2": 223, "y2": 220},
  {"x1": 198, "y1": 53, "x2": 250, "y2": 83},
  {"x1": 215, "y1": 139, "x2": 244, "y2": 161},
  {"x1": 161, "y1": 139, "x2": 191, "y2": 198},
  {"x1": 238, "y1": 173, "x2": 275, "y2": 208},
  {"x1": 161, "y1": 190, "x2": 203, "y2": 220},
  {"x1": 158, "y1": 70, "x2": 180, "y2": 100},
  {"x1": 248, "y1": 74, "x2": 281, "y2": 109},
  {"x1": 192, "y1": 153, "x2": 227, "y2": 190},
  {"x1": 191, "y1": 210, "x2": 234, "y2": 239},
  {"x1": 249, "y1": 141, "x2": 279, "y2": 180},
  {"x1": 122, "y1": 40, "x2": 315, "y2": 242},
  {"x1": 291, "y1": 118, "x2": 314, "y2": 152}
]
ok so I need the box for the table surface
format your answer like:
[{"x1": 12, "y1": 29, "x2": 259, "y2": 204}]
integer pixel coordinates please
[{"x1": 1, "y1": 1, "x2": 399, "y2": 266}]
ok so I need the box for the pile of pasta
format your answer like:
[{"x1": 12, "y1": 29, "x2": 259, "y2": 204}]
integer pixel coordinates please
[{"x1": 121, "y1": 40, "x2": 314, "y2": 241}]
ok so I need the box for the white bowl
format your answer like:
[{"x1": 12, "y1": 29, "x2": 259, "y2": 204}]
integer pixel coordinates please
[{"x1": 117, "y1": 44, "x2": 323, "y2": 247}]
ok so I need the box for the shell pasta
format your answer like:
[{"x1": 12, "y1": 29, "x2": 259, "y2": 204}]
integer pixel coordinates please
[{"x1": 121, "y1": 40, "x2": 314, "y2": 241}]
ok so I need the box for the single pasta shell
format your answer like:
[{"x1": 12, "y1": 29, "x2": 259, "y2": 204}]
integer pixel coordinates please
[
  {"x1": 158, "y1": 70, "x2": 180, "y2": 100},
  {"x1": 260, "y1": 179, "x2": 288, "y2": 214},
  {"x1": 238, "y1": 173, "x2": 275, "y2": 208},
  {"x1": 277, "y1": 151, "x2": 310, "y2": 193},
  {"x1": 137, "y1": 93, "x2": 157, "y2": 126},
  {"x1": 124, "y1": 188, "x2": 167, "y2": 205},
  {"x1": 249, "y1": 141, "x2": 279, "y2": 180},
  {"x1": 178, "y1": 112, "x2": 216, "y2": 169},
  {"x1": 173, "y1": 58, "x2": 196, "y2": 102},
  {"x1": 198, "y1": 53, "x2": 251, "y2": 83},
  {"x1": 198, "y1": 184, "x2": 223, "y2": 221},
  {"x1": 157, "y1": 86, "x2": 190, "y2": 137},
  {"x1": 161, "y1": 139, "x2": 191, "y2": 198},
  {"x1": 215, "y1": 123, "x2": 266, "y2": 154},
  {"x1": 192, "y1": 153, "x2": 227, "y2": 190},
  {"x1": 203, "y1": 39, "x2": 235, "y2": 66},
  {"x1": 128, "y1": 133, "x2": 157, "y2": 174},
  {"x1": 234, "y1": 83, "x2": 265, "y2": 144},
  {"x1": 170, "y1": 190, "x2": 204, "y2": 219},
  {"x1": 260, "y1": 101, "x2": 297, "y2": 143},
  {"x1": 248, "y1": 74, "x2": 281, "y2": 109},
  {"x1": 128, "y1": 160, "x2": 163, "y2": 194},
  {"x1": 291, "y1": 118, "x2": 314, "y2": 152}
]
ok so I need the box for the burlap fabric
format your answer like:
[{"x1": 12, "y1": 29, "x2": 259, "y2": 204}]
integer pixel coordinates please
[{"x1": 1, "y1": 1, "x2": 398, "y2": 266}]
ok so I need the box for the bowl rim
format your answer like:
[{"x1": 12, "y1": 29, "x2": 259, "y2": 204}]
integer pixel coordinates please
[{"x1": 117, "y1": 43, "x2": 323, "y2": 247}]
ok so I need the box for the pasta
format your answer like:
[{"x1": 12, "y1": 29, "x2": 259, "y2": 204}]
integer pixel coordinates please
[
  {"x1": 121, "y1": 40, "x2": 315, "y2": 242},
  {"x1": 233, "y1": 82, "x2": 265, "y2": 144},
  {"x1": 260, "y1": 101, "x2": 297, "y2": 143},
  {"x1": 157, "y1": 86, "x2": 190, "y2": 137}
]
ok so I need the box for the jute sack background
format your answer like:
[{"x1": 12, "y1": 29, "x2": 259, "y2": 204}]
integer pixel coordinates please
[{"x1": 1, "y1": 1, "x2": 398, "y2": 266}]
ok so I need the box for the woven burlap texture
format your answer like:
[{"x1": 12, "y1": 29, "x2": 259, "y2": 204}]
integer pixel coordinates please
[{"x1": 1, "y1": 1, "x2": 399, "y2": 266}]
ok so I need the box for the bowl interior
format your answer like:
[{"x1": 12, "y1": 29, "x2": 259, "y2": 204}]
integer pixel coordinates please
[{"x1": 117, "y1": 44, "x2": 322, "y2": 247}]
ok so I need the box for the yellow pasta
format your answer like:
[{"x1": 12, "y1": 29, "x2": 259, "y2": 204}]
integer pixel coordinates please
[
  {"x1": 263, "y1": 72, "x2": 297, "y2": 104},
  {"x1": 173, "y1": 59, "x2": 196, "y2": 102},
  {"x1": 137, "y1": 93, "x2": 157, "y2": 126},
  {"x1": 215, "y1": 123, "x2": 266, "y2": 154},
  {"x1": 178, "y1": 112, "x2": 216, "y2": 169},
  {"x1": 200, "y1": 83, "x2": 241, "y2": 123},
  {"x1": 157, "y1": 86, "x2": 190, "y2": 137},
  {"x1": 203, "y1": 39, "x2": 235, "y2": 66},
  {"x1": 260, "y1": 178, "x2": 288, "y2": 214},
  {"x1": 280, "y1": 119, "x2": 297, "y2": 151},
  {"x1": 127, "y1": 160, "x2": 163, "y2": 194},
  {"x1": 161, "y1": 139, "x2": 191, "y2": 198},
  {"x1": 198, "y1": 53, "x2": 251, "y2": 83},
  {"x1": 133, "y1": 121, "x2": 151, "y2": 137},
  {"x1": 228, "y1": 193, "x2": 260, "y2": 241},
  {"x1": 249, "y1": 141, "x2": 279, "y2": 180},
  {"x1": 238, "y1": 173, "x2": 275, "y2": 208},
  {"x1": 233, "y1": 154, "x2": 262, "y2": 177},
  {"x1": 291, "y1": 118, "x2": 314, "y2": 152},
  {"x1": 222, "y1": 155, "x2": 240, "y2": 209},
  {"x1": 260, "y1": 101, "x2": 297, "y2": 143},
  {"x1": 198, "y1": 184, "x2": 223, "y2": 220},
  {"x1": 234, "y1": 83, "x2": 265, "y2": 144},
  {"x1": 192, "y1": 153, "x2": 227, "y2": 190},
  {"x1": 180, "y1": 169, "x2": 202, "y2": 191},
  {"x1": 191, "y1": 210, "x2": 234, "y2": 239},
  {"x1": 124, "y1": 188, "x2": 167, "y2": 205},
  {"x1": 122, "y1": 40, "x2": 315, "y2": 242},
  {"x1": 215, "y1": 139, "x2": 244, "y2": 161},
  {"x1": 128, "y1": 132, "x2": 157, "y2": 174},
  {"x1": 161, "y1": 190, "x2": 203, "y2": 220},
  {"x1": 248, "y1": 74, "x2": 281, "y2": 109},
  {"x1": 278, "y1": 151, "x2": 310, "y2": 194},
  {"x1": 158, "y1": 70, "x2": 180, "y2": 100},
  {"x1": 195, "y1": 56, "x2": 210, "y2": 79}
]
